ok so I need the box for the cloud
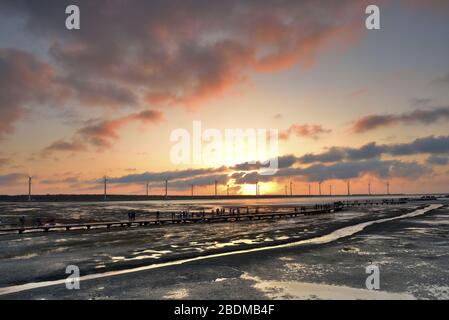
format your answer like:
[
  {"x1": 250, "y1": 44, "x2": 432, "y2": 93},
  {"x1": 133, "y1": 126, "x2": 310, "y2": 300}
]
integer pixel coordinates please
[
  {"x1": 229, "y1": 135, "x2": 449, "y2": 175},
  {"x1": 298, "y1": 135, "x2": 449, "y2": 164},
  {"x1": 44, "y1": 109, "x2": 164, "y2": 153},
  {"x1": 107, "y1": 167, "x2": 227, "y2": 185},
  {"x1": 164, "y1": 174, "x2": 230, "y2": 189},
  {"x1": 44, "y1": 140, "x2": 87, "y2": 153},
  {"x1": 231, "y1": 154, "x2": 298, "y2": 171},
  {"x1": 280, "y1": 124, "x2": 331, "y2": 140},
  {"x1": 410, "y1": 98, "x2": 434, "y2": 107},
  {"x1": 0, "y1": 173, "x2": 26, "y2": 185},
  {"x1": 41, "y1": 176, "x2": 80, "y2": 185},
  {"x1": 386, "y1": 135, "x2": 449, "y2": 156},
  {"x1": 403, "y1": 0, "x2": 449, "y2": 15},
  {"x1": 0, "y1": 48, "x2": 69, "y2": 138},
  {"x1": 234, "y1": 159, "x2": 430, "y2": 183},
  {"x1": 352, "y1": 106, "x2": 449, "y2": 133},
  {"x1": 426, "y1": 155, "x2": 449, "y2": 166},
  {"x1": 1, "y1": 0, "x2": 368, "y2": 111},
  {"x1": 431, "y1": 71, "x2": 449, "y2": 85},
  {"x1": 0, "y1": 158, "x2": 9, "y2": 167}
]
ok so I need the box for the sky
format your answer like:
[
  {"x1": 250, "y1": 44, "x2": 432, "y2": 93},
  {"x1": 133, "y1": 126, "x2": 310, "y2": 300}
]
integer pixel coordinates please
[{"x1": 0, "y1": 0, "x2": 449, "y2": 196}]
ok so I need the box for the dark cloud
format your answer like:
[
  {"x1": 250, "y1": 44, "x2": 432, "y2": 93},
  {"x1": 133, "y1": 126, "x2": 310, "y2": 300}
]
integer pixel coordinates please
[
  {"x1": 410, "y1": 98, "x2": 434, "y2": 107},
  {"x1": 0, "y1": 173, "x2": 26, "y2": 185},
  {"x1": 298, "y1": 135, "x2": 449, "y2": 164},
  {"x1": 0, "y1": 48, "x2": 69, "y2": 138},
  {"x1": 426, "y1": 155, "x2": 449, "y2": 166},
  {"x1": 280, "y1": 124, "x2": 331, "y2": 140},
  {"x1": 44, "y1": 140, "x2": 87, "y2": 153},
  {"x1": 234, "y1": 159, "x2": 430, "y2": 183},
  {"x1": 41, "y1": 176, "x2": 80, "y2": 185},
  {"x1": 1, "y1": 0, "x2": 368, "y2": 112},
  {"x1": 352, "y1": 106, "x2": 449, "y2": 133},
  {"x1": 432, "y1": 71, "x2": 449, "y2": 85},
  {"x1": 386, "y1": 135, "x2": 449, "y2": 156},
  {"x1": 107, "y1": 167, "x2": 227, "y2": 185},
  {"x1": 163, "y1": 174, "x2": 230, "y2": 190},
  {"x1": 403, "y1": 0, "x2": 449, "y2": 15},
  {"x1": 44, "y1": 109, "x2": 164, "y2": 153},
  {"x1": 231, "y1": 154, "x2": 298, "y2": 171}
]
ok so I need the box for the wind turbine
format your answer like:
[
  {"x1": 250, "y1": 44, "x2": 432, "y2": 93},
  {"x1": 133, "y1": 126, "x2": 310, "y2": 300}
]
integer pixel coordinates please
[
  {"x1": 214, "y1": 180, "x2": 218, "y2": 197},
  {"x1": 28, "y1": 176, "x2": 32, "y2": 201},
  {"x1": 165, "y1": 179, "x2": 168, "y2": 198},
  {"x1": 103, "y1": 176, "x2": 108, "y2": 201}
]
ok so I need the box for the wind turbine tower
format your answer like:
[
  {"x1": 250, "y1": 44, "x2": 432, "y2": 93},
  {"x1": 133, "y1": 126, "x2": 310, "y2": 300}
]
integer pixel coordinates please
[
  {"x1": 28, "y1": 176, "x2": 32, "y2": 201},
  {"x1": 165, "y1": 180, "x2": 168, "y2": 198},
  {"x1": 214, "y1": 180, "x2": 218, "y2": 197},
  {"x1": 103, "y1": 176, "x2": 108, "y2": 201}
]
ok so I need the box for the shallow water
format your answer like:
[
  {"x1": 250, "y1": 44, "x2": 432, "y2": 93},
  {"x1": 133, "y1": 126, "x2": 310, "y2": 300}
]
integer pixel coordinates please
[
  {"x1": 0, "y1": 204, "x2": 439, "y2": 296},
  {"x1": 0, "y1": 195, "x2": 421, "y2": 228}
]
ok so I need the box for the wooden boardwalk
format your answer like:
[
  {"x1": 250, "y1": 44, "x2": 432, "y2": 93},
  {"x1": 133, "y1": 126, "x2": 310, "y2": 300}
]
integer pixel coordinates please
[{"x1": 0, "y1": 199, "x2": 408, "y2": 235}]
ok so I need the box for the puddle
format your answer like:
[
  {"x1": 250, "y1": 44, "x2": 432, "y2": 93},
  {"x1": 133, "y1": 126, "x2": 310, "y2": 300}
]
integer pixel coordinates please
[{"x1": 241, "y1": 273, "x2": 415, "y2": 300}]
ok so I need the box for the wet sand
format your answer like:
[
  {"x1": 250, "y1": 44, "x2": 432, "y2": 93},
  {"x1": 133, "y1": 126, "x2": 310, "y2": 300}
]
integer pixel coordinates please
[{"x1": 0, "y1": 200, "x2": 448, "y2": 299}]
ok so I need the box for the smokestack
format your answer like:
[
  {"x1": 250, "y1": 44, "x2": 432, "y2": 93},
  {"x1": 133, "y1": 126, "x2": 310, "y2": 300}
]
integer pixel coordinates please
[
  {"x1": 290, "y1": 181, "x2": 293, "y2": 197},
  {"x1": 347, "y1": 180, "x2": 351, "y2": 196},
  {"x1": 308, "y1": 184, "x2": 311, "y2": 196},
  {"x1": 368, "y1": 182, "x2": 371, "y2": 196},
  {"x1": 227, "y1": 184, "x2": 229, "y2": 196},
  {"x1": 146, "y1": 182, "x2": 149, "y2": 197},
  {"x1": 329, "y1": 184, "x2": 332, "y2": 196},
  {"x1": 387, "y1": 181, "x2": 390, "y2": 195},
  {"x1": 318, "y1": 182, "x2": 322, "y2": 196},
  {"x1": 28, "y1": 176, "x2": 32, "y2": 201},
  {"x1": 285, "y1": 185, "x2": 288, "y2": 196},
  {"x1": 191, "y1": 184, "x2": 194, "y2": 197}
]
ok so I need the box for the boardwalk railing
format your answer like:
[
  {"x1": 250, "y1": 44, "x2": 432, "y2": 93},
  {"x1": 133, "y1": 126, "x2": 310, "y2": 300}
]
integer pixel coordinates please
[{"x1": 0, "y1": 199, "x2": 410, "y2": 235}]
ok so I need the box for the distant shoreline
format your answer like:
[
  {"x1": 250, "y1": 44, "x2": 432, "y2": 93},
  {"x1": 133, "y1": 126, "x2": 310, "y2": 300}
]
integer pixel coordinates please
[{"x1": 0, "y1": 193, "x2": 446, "y2": 202}]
